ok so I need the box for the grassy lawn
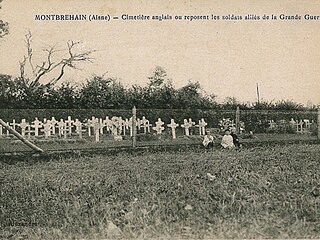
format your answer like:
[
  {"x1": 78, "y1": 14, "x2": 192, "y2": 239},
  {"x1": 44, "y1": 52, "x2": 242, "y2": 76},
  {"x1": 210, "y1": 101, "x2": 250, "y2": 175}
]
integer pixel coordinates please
[
  {"x1": 0, "y1": 133, "x2": 317, "y2": 153},
  {"x1": 0, "y1": 144, "x2": 320, "y2": 239}
]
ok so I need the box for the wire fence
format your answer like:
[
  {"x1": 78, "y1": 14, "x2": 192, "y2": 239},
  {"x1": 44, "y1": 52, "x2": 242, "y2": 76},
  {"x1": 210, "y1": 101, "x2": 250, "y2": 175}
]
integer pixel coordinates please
[{"x1": 0, "y1": 107, "x2": 319, "y2": 153}]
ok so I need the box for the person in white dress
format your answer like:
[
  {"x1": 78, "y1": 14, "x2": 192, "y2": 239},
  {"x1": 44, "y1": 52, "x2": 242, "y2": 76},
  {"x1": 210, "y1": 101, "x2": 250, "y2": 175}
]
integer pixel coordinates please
[
  {"x1": 202, "y1": 130, "x2": 214, "y2": 149},
  {"x1": 221, "y1": 129, "x2": 235, "y2": 149}
]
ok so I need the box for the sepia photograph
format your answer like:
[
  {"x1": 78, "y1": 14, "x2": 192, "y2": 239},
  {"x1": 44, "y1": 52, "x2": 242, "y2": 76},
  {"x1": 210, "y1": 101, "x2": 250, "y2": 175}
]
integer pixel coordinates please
[{"x1": 0, "y1": 0, "x2": 320, "y2": 239}]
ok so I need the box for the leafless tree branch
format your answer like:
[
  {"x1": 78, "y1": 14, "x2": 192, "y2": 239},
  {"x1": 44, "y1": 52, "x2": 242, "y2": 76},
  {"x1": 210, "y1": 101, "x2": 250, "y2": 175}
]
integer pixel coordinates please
[{"x1": 19, "y1": 31, "x2": 95, "y2": 89}]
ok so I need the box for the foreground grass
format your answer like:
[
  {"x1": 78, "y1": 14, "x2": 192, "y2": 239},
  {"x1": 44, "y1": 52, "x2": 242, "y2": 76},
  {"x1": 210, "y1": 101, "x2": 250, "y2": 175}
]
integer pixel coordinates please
[{"x1": 0, "y1": 144, "x2": 320, "y2": 239}]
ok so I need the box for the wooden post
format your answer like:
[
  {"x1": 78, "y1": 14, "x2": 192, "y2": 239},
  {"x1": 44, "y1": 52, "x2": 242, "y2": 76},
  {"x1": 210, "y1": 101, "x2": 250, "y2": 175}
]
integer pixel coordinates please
[
  {"x1": 0, "y1": 118, "x2": 44, "y2": 153},
  {"x1": 132, "y1": 106, "x2": 137, "y2": 148},
  {"x1": 235, "y1": 106, "x2": 240, "y2": 134},
  {"x1": 318, "y1": 108, "x2": 320, "y2": 140}
]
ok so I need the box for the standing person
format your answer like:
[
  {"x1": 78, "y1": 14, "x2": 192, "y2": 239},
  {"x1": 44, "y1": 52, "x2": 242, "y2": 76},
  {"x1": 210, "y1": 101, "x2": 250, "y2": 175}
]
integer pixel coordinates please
[
  {"x1": 230, "y1": 127, "x2": 241, "y2": 149},
  {"x1": 203, "y1": 130, "x2": 214, "y2": 149},
  {"x1": 221, "y1": 129, "x2": 235, "y2": 149}
]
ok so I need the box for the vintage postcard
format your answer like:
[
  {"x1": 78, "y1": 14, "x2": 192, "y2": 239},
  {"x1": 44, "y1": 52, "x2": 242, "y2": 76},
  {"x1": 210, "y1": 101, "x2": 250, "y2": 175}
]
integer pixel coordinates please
[{"x1": 0, "y1": 0, "x2": 319, "y2": 239}]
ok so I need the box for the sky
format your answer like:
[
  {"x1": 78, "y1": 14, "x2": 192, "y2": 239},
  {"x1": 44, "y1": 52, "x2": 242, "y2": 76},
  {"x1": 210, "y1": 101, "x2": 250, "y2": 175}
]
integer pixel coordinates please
[{"x1": 0, "y1": 0, "x2": 319, "y2": 105}]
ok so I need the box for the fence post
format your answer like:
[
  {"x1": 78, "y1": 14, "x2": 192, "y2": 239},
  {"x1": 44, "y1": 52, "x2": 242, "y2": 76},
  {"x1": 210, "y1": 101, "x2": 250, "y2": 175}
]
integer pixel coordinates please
[
  {"x1": 132, "y1": 106, "x2": 137, "y2": 148},
  {"x1": 235, "y1": 106, "x2": 240, "y2": 134},
  {"x1": 318, "y1": 108, "x2": 320, "y2": 141}
]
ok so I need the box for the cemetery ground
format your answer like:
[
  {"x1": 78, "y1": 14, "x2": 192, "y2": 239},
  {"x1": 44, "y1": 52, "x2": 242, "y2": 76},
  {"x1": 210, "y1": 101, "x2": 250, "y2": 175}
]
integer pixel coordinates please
[
  {"x1": 1, "y1": 143, "x2": 320, "y2": 239},
  {"x1": 0, "y1": 132, "x2": 318, "y2": 155}
]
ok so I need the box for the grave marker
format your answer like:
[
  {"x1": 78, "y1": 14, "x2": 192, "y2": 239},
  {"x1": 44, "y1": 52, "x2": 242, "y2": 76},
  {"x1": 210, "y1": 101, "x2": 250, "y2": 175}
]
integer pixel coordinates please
[
  {"x1": 198, "y1": 118, "x2": 207, "y2": 135},
  {"x1": 181, "y1": 119, "x2": 192, "y2": 136},
  {"x1": 153, "y1": 118, "x2": 165, "y2": 134},
  {"x1": 74, "y1": 119, "x2": 83, "y2": 139},
  {"x1": 57, "y1": 119, "x2": 66, "y2": 138},
  {"x1": 141, "y1": 116, "x2": 151, "y2": 133},
  {"x1": 50, "y1": 117, "x2": 58, "y2": 135},
  {"x1": 65, "y1": 116, "x2": 74, "y2": 136},
  {"x1": 10, "y1": 119, "x2": 19, "y2": 131},
  {"x1": 167, "y1": 119, "x2": 179, "y2": 139},
  {"x1": 43, "y1": 121, "x2": 52, "y2": 139},
  {"x1": 31, "y1": 117, "x2": 42, "y2": 137},
  {"x1": 93, "y1": 120, "x2": 102, "y2": 142}
]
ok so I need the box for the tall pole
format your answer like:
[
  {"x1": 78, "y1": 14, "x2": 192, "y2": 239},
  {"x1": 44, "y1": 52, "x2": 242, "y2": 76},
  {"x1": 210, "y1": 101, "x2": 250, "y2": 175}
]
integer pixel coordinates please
[
  {"x1": 256, "y1": 83, "x2": 260, "y2": 104},
  {"x1": 132, "y1": 106, "x2": 137, "y2": 148},
  {"x1": 317, "y1": 107, "x2": 320, "y2": 140},
  {"x1": 235, "y1": 107, "x2": 240, "y2": 134}
]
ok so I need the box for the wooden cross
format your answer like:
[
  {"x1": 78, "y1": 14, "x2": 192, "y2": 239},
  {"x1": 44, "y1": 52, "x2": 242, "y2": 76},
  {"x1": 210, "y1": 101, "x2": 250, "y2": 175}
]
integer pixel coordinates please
[
  {"x1": 128, "y1": 117, "x2": 133, "y2": 136},
  {"x1": 136, "y1": 118, "x2": 141, "y2": 131},
  {"x1": 43, "y1": 121, "x2": 52, "y2": 139},
  {"x1": 153, "y1": 118, "x2": 165, "y2": 134},
  {"x1": 167, "y1": 119, "x2": 179, "y2": 139},
  {"x1": 93, "y1": 120, "x2": 103, "y2": 142},
  {"x1": 296, "y1": 120, "x2": 304, "y2": 133},
  {"x1": 65, "y1": 116, "x2": 74, "y2": 136},
  {"x1": 181, "y1": 119, "x2": 192, "y2": 136},
  {"x1": 141, "y1": 116, "x2": 151, "y2": 133},
  {"x1": 118, "y1": 117, "x2": 125, "y2": 135},
  {"x1": 25, "y1": 124, "x2": 34, "y2": 139},
  {"x1": 74, "y1": 119, "x2": 83, "y2": 139},
  {"x1": 304, "y1": 119, "x2": 311, "y2": 130},
  {"x1": 31, "y1": 118, "x2": 43, "y2": 137},
  {"x1": 103, "y1": 116, "x2": 112, "y2": 132},
  {"x1": 50, "y1": 117, "x2": 58, "y2": 135},
  {"x1": 123, "y1": 119, "x2": 130, "y2": 136},
  {"x1": 198, "y1": 118, "x2": 207, "y2": 136},
  {"x1": 99, "y1": 118, "x2": 105, "y2": 134},
  {"x1": 268, "y1": 120, "x2": 277, "y2": 129},
  {"x1": 10, "y1": 119, "x2": 19, "y2": 131},
  {"x1": 289, "y1": 118, "x2": 296, "y2": 125},
  {"x1": 57, "y1": 119, "x2": 67, "y2": 138}
]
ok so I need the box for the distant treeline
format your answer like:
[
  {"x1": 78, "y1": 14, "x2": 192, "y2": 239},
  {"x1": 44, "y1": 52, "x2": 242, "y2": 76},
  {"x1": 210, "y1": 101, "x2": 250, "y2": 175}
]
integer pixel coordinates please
[{"x1": 0, "y1": 69, "x2": 316, "y2": 110}]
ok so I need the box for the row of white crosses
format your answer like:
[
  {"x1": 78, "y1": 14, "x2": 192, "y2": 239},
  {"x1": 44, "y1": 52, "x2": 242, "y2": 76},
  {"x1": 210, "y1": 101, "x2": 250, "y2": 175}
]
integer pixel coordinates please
[
  {"x1": 289, "y1": 118, "x2": 313, "y2": 133},
  {"x1": 268, "y1": 118, "x2": 313, "y2": 133},
  {"x1": 0, "y1": 116, "x2": 208, "y2": 141},
  {"x1": 0, "y1": 116, "x2": 154, "y2": 142},
  {"x1": 153, "y1": 118, "x2": 207, "y2": 139}
]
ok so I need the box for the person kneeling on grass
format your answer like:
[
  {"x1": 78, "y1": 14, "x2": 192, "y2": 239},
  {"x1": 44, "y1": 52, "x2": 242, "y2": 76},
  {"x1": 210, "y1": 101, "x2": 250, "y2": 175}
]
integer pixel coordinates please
[
  {"x1": 221, "y1": 129, "x2": 235, "y2": 149},
  {"x1": 202, "y1": 130, "x2": 214, "y2": 149}
]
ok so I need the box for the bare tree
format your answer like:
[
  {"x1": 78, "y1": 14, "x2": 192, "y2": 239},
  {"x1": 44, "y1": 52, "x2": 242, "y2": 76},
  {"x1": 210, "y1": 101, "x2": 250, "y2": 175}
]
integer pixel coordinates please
[{"x1": 19, "y1": 30, "x2": 95, "y2": 89}]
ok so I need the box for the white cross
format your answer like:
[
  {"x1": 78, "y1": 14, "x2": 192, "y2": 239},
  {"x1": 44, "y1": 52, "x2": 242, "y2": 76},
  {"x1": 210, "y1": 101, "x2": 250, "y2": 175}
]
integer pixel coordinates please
[
  {"x1": 118, "y1": 117, "x2": 125, "y2": 135},
  {"x1": 141, "y1": 116, "x2": 151, "y2": 133},
  {"x1": 50, "y1": 117, "x2": 58, "y2": 135},
  {"x1": 99, "y1": 118, "x2": 105, "y2": 134},
  {"x1": 65, "y1": 116, "x2": 74, "y2": 136},
  {"x1": 153, "y1": 118, "x2": 165, "y2": 134},
  {"x1": 93, "y1": 120, "x2": 103, "y2": 142},
  {"x1": 43, "y1": 121, "x2": 52, "y2": 139},
  {"x1": 103, "y1": 116, "x2": 112, "y2": 132},
  {"x1": 74, "y1": 119, "x2": 83, "y2": 138},
  {"x1": 31, "y1": 118, "x2": 43, "y2": 137},
  {"x1": 136, "y1": 118, "x2": 141, "y2": 131},
  {"x1": 181, "y1": 119, "x2": 192, "y2": 136},
  {"x1": 57, "y1": 119, "x2": 66, "y2": 138},
  {"x1": 10, "y1": 119, "x2": 19, "y2": 131},
  {"x1": 167, "y1": 119, "x2": 179, "y2": 139},
  {"x1": 198, "y1": 118, "x2": 207, "y2": 136},
  {"x1": 128, "y1": 117, "x2": 133, "y2": 136}
]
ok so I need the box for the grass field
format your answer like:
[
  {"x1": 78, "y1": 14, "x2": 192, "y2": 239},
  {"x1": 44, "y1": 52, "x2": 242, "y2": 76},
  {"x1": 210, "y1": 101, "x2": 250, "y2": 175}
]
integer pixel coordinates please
[
  {"x1": 0, "y1": 133, "x2": 317, "y2": 153},
  {"x1": 1, "y1": 143, "x2": 320, "y2": 239}
]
